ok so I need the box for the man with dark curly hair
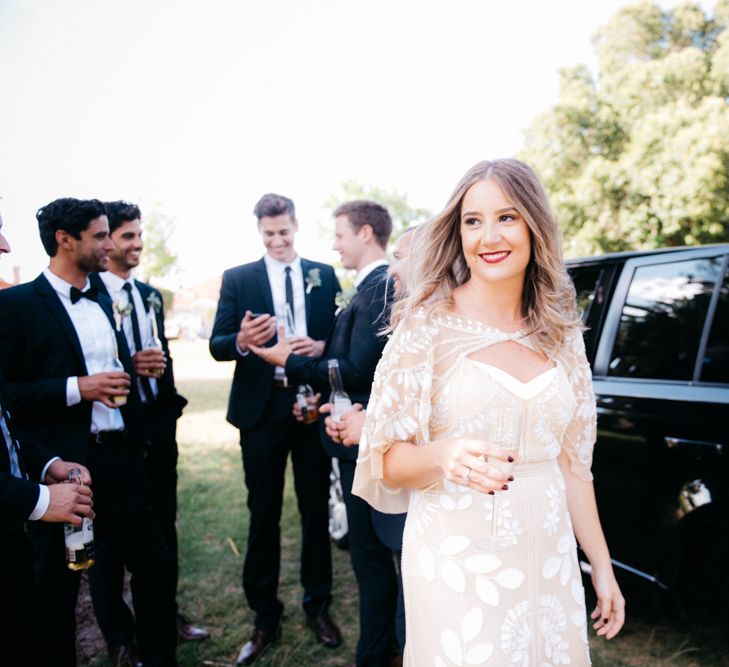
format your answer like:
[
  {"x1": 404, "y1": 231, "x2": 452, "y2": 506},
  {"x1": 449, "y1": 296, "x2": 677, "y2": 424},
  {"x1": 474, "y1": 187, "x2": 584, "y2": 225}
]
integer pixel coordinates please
[{"x1": 88, "y1": 200, "x2": 208, "y2": 665}]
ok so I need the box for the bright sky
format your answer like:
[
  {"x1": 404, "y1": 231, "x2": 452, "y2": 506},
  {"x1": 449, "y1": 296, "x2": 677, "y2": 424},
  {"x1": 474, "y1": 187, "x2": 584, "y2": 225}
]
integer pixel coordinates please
[{"x1": 0, "y1": 0, "x2": 694, "y2": 287}]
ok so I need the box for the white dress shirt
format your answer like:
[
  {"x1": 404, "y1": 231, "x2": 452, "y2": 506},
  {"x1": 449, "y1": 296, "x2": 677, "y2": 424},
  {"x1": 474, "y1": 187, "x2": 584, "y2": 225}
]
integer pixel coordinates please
[
  {"x1": 99, "y1": 271, "x2": 159, "y2": 400},
  {"x1": 43, "y1": 268, "x2": 125, "y2": 433},
  {"x1": 263, "y1": 254, "x2": 309, "y2": 380},
  {"x1": 1, "y1": 409, "x2": 50, "y2": 519},
  {"x1": 355, "y1": 259, "x2": 389, "y2": 287}
]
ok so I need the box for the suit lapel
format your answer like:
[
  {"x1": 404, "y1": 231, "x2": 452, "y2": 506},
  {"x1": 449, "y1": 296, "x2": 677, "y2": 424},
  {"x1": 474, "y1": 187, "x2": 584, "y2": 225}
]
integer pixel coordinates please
[
  {"x1": 300, "y1": 258, "x2": 312, "y2": 330},
  {"x1": 91, "y1": 272, "x2": 135, "y2": 351},
  {"x1": 90, "y1": 272, "x2": 111, "y2": 300},
  {"x1": 134, "y1": 279, "x2": 150, "y2": 307},
  {"x1": 253, "y1": 258, "x2": 275, "y2": 316},
  {"x1": 33, "y1": 274, "x2": 87, "y2": 371},
  {"x1": 136, "y1": 280, "x2": 166, "y2": 352}
]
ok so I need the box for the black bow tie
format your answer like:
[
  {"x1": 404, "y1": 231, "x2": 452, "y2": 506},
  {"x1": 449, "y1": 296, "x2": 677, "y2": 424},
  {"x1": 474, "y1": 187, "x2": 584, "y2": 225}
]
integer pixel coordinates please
[{"x1": 70, "y1": 286, "x2": 99, "y2": 304}]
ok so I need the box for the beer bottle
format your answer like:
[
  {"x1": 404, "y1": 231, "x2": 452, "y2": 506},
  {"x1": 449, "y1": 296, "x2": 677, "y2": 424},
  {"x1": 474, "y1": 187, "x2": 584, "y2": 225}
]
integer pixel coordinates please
[
  {"x1": 296, "y1": 384, "x2": 319, "y2": 425},
  {"x1": 64, "y1": 468, "x2": 95, "y2": 571},
  {"x1": 145, "y1": 308, "x2": 165, "y2": 379},
  {"x1": 327, "y1": 359, "x2": 352, "y2": 423}
]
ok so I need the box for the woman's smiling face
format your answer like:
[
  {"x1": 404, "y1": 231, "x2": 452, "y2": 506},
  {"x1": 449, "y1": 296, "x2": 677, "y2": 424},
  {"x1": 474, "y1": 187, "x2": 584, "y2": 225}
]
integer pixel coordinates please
[{"x1": 459, "y1": 178, "x2": 531, "y2": 288}]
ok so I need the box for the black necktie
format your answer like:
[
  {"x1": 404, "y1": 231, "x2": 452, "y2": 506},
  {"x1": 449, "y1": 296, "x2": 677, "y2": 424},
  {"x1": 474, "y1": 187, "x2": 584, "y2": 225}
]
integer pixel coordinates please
[
  {"x1": 70, "y1": 286, "x2": 99, "y2": 304},
  {"x1": 284, "y1": 266, "x2": 295, "y2": 324},
  {"x1": 122, "y1": 283, "x2": 154, "y2": 402}
]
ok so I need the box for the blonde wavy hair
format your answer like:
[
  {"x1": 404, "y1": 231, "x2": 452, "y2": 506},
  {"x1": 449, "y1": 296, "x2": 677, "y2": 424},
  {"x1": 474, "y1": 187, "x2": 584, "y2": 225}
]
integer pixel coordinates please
[{"x1": 390, "y1": 159, "x2": 580, "y2": 358}]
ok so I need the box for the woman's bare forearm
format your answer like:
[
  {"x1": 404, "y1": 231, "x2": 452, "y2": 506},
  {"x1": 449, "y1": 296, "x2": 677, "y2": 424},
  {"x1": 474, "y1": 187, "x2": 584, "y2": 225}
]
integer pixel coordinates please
[
  {"x1": 382, "y1": 441, "x2": 442, "y2": 489},
  {"x1": 559, "y1": 453, "x2": 612, "y2": 569}
]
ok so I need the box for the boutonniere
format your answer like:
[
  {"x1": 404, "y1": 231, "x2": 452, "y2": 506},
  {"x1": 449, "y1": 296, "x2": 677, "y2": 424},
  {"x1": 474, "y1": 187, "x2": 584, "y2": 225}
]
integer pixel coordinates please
[
  {"x1": 146, "y1": 292, "x2": 163, "y2": 314},
  {"x1": 113, "y1": 299, "x2": 133, "y2": 331},
  {"x1": 335, "y1": 286, "x2": 357, "y2": 314},
  {"x1": 305, "y1": 268, "x2": 322, "y2": 294}
]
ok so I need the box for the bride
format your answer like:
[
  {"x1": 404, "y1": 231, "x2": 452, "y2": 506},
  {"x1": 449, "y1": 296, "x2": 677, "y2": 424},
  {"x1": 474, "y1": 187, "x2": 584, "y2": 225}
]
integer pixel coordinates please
[{"x1": 353, "y1": 159, "x2": 624, "y2": 665}]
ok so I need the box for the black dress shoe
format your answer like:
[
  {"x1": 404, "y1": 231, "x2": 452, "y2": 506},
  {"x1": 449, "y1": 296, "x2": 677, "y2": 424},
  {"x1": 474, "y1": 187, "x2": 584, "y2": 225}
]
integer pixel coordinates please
[
  {"x1": 306, "y1": 610, "x2": 342, "y2": 649},
  {"x1": 107, "y1": 643, "x2": 142, "y2": 667},
  {"x1": 236, "y1": 625, "x2": 282, "y2": 665},
  {"x1": 177, "y1": 612, "x2": 210, "y2": 641}
]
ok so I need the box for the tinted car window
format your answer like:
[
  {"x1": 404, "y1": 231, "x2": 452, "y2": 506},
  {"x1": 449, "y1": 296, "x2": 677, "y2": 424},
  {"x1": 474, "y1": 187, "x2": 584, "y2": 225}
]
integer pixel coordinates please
[
  {"x1": 569, "y1": 267, "x2": 603, "y2": 325},
  {"x1": 701, "y1": 264, "x2": 729, "y2": 383},
  {"x1": 608, "y1": 257, "x2": 722, "y2": 381}
]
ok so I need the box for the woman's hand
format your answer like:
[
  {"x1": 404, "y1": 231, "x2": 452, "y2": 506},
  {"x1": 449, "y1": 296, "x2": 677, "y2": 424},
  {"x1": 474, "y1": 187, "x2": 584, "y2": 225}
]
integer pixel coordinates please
[
  {"x1": 590, "y1": 565, "x2": 625, "y2": 639},
  {"x1": 432, "y1": 437, "x2": 514, "y2": 495},
  {"x1": 249, "y1": 325, "x2": 291, "y2": 367}
]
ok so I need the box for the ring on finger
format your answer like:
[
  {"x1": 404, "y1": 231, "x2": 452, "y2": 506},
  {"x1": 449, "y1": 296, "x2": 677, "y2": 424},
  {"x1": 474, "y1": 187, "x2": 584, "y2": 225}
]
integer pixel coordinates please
[{"x1": 464, "y1": 466, "x2": 471, "y2": 482}]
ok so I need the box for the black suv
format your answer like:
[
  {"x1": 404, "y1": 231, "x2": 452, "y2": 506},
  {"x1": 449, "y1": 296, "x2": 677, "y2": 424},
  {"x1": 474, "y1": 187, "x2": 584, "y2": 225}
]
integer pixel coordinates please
[{"x1": 567, "y1": 245, "x2": 729, "y2": 618}]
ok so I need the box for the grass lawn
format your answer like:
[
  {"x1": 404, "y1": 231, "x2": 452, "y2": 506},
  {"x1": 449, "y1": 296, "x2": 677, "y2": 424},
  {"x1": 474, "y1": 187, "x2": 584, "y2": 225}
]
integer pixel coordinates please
[{"x1": 81, "y1": 341, "x2": 729, "y2": 666}]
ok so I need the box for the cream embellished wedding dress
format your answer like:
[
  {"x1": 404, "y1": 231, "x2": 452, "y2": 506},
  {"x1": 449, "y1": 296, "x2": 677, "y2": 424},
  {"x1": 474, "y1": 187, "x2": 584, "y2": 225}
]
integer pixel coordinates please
[{"x1": 353, "y1": 308, "x2": 595, "y2": 666}]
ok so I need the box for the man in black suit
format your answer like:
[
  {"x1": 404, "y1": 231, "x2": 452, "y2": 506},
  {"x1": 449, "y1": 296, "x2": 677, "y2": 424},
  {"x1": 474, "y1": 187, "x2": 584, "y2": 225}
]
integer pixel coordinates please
[
  {"x1": 0, "y1": 209, "x2": 95, "y2": 663},
  {"x1": 209, "y1": 193, "x2": 342, "y2": 665},
  {"x1": 249, "y1": 200, "x2": 400, "y2": 667},
  {"x1": 87, "y1": 201, "x2": 206, "y2": 666},
  {"x1": 0, "y1": 198, "x2": 178, "y2": 667}
]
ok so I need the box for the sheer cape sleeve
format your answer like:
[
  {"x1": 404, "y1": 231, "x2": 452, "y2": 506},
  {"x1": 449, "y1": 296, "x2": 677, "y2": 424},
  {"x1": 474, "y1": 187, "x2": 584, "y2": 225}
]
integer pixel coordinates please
[
  {"x1": 352, "y1": 311, "x2": 435, "y2": 514},
  {"x1": 559, "y1": 329, "x2": 596, "y2": 481}
]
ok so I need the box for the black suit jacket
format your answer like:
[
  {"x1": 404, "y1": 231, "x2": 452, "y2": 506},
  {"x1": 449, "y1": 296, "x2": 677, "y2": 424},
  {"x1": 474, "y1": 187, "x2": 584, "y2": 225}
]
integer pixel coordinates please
[
  {"x1": 0, "y1": 274, "x2": 146, "y2": 464},
  {"x1": 285, "y1": 265, "x2": 393, "y2": 461},
  {"x1": 89, "y1": 273, "x2": 188, "y2": 419},
  {"x1": 0, "y1": 380, "x2": 53, "y2": 533},
  {"x1": 210, "y1": 257, "x2": 340, "y2": 431}
]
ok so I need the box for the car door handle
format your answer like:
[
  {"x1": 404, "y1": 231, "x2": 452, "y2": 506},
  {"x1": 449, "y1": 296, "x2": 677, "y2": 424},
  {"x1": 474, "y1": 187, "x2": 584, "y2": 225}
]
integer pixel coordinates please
[{"x1": 664, "y1": 436, "x2": 724, "y2": 455}]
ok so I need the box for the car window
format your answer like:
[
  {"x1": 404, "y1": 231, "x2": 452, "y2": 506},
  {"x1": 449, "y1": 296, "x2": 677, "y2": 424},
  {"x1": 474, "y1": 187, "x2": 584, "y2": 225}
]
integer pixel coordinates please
[
  {"x1": 569, "y1": 267, "x2": 603, "y2": 325},
  {"x1": 701, "y1": 264, "x2": 729, "y2": 383},
  {"x1": 608, "y1": 257, "x2": 723, "y2": 381}
]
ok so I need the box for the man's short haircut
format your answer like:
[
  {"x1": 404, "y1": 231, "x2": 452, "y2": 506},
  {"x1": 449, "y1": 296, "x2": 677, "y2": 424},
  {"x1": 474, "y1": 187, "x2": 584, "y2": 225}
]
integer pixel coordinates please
[
  {"x1": 333, "y1": 200, "x2": 393, "y2": 249},
  {"x1": 253, "y1": 194, "x2": 296, "y2": 221},
  {"x1": 105, "y1": 201, "x2": 142, "y2": 234},
  {"x1": 37, "y1": 198, "x2": 107, "y2": 257}
]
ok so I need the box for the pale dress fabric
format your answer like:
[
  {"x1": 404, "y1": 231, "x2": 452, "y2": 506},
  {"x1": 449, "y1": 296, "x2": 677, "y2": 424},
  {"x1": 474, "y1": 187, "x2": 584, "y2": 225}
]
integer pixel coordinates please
[{"x1": 352, "y1": 308, "x2": 596, "y2": 666}]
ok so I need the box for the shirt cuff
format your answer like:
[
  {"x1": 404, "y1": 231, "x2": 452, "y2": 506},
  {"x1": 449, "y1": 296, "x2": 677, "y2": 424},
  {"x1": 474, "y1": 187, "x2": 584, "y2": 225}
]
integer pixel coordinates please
[
  {"x1": 235, "y1": 341, "x2": 250, "y2": 357},
  {"x1": 66, "y1": 377, "x2": 81, "y2": 406},
  {"x1": 29, "y1": 484, "x2": 50, "y2": 521},
  {"x1": 40, "y1": 456, "x2": 61, "y2": 483}
]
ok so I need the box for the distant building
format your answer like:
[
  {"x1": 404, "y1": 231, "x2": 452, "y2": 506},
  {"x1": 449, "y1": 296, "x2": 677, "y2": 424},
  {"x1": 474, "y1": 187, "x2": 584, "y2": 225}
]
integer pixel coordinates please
[{"x1": 167, "y1": 275, "x2": 222, "y2": 339}]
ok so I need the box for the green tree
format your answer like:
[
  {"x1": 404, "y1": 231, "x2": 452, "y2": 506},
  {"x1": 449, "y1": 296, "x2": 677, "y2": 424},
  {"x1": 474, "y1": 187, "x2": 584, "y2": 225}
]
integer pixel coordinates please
[
  {"x1": 324, "y1": 180, "x2": 431, "y2": 240},
  {"x1": 137, "y1": 208, "x2": 179, "y2": 284},
  {"x1": 520, "y1": 0, "x2": 729, "y2": 256}
]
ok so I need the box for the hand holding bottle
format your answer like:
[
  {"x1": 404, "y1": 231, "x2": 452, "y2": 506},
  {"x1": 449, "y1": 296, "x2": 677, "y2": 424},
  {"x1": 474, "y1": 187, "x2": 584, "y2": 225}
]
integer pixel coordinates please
[
  {"x1": 78, "y1": 371, "x2": 130, "y2": 408},
  {"x1": 63, "y1": 468, "x2": 96, "y2": 571},
  {"x1": 133, "y1": 348, "x2": 167, "y2": 378},
  {"x1": 327, "y1": 359, "x2": 352, "y2": 423}
]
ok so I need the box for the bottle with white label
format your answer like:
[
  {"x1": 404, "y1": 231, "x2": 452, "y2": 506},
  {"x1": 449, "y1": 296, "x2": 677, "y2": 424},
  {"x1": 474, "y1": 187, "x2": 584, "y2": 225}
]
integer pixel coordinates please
[
  {"x1": 64, "y1": 468, "x2": 95, "y2": 571},
  {"x1": 328, "y1": 359, "x2": 352, "y2": 423}
]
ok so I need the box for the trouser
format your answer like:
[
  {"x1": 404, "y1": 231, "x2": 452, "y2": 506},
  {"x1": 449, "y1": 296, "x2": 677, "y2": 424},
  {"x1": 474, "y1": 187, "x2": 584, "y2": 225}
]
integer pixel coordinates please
[
  {"x1": 0, "y1": 530, "x2": 42, "y2": 665},
  {"x1": 372, "y1": 509, "x2": 407, "y2": 653},
  {"x1": 29, "y1": 437, "x2": 178, "y2": 667},
  {"x1": 89, "y1": 402, "x2": 180, "y2": 647},
  {"x1": 339, "y1": 458, "x2": 400, "y2": 667},
  {"x1": 241, "y1": 386, "x2": 333, "y2": 630}
]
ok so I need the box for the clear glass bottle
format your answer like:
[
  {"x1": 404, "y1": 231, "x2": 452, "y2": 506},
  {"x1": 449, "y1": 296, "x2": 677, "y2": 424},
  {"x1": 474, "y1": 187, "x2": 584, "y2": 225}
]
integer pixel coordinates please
[
  {"x1": 145, "y1": 309, "x2": 165, "y2": 378},
  {"x1": 107, "y1": 329, "x2": 128, "y2": 406},
  {"x1": 296, "y1": 384, "x2": 319, "y2": 425},
  {"x1": 64, "y1": 468, "x2": 95, "y2": 571},
  {"x1": 328, "y1": 359, "x2": 352, "y2": 423}
]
